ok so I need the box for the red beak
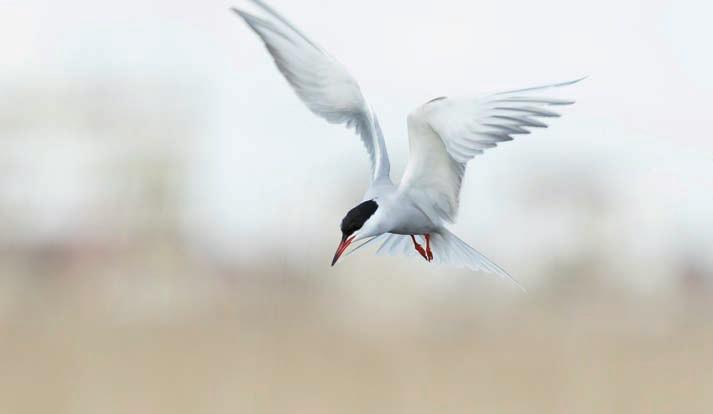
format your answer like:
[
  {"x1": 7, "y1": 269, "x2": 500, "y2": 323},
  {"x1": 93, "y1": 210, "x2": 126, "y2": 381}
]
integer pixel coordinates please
[{"x1": 331, "y1": 234, "x2": 355, "y2": 266}]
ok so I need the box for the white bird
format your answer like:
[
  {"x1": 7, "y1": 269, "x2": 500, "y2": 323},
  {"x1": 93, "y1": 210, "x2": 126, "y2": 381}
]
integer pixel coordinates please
[{"x1": 231, "y1": 0, "x2": 582, "y2": 289}]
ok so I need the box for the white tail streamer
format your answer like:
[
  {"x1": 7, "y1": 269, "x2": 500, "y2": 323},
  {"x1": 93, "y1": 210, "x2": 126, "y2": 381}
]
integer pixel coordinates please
[{"x1": 376, "y1": 230, "x2": 526, "y2": 291}]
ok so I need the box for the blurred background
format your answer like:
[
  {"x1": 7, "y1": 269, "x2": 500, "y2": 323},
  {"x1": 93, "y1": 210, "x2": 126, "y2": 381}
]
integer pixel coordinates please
[{"x1": 2, "y1": 0, "x2": 712, "y2": 412}]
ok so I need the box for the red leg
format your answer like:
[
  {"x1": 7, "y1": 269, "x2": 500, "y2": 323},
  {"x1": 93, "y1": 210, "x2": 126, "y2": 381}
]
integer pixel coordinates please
[
  {"x1": 410, "y1": 235, "x2": 429, "y2": 261},
  {"x1": 425, "y1": 234, "x2": 433, "y2": 262}
]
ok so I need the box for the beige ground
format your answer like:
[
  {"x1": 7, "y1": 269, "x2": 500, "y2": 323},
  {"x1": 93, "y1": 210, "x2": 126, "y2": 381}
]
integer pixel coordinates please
[{"x1": 1, "y1": 263, "x2": 712, "y2": 414}]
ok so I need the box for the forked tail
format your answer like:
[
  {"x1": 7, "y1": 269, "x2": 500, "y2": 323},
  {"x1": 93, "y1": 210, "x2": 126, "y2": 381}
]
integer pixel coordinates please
[{"x1": 375, "y1": 229, "x2": 526, "y2": 291}]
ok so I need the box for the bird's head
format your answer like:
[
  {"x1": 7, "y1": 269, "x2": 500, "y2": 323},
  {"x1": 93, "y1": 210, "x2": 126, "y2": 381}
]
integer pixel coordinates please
[{"x1": 331, "y1": 199, "x2": 379, "y2": 266}]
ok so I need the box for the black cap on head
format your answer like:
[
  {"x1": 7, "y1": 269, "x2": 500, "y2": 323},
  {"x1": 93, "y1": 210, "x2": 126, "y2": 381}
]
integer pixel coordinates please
[{"x1": 340, "y1": 200, "x2": 378, "y2": 237}]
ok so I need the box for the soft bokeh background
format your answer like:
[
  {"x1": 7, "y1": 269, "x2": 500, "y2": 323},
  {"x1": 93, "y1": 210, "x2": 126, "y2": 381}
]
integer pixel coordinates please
[{"x1": 2, "y1": 0, "x2": 712, "y2": 412}]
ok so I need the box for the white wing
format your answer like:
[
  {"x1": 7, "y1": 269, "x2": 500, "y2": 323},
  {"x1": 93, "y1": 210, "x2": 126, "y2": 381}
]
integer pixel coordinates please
[
  {"x1": 400, "y1": 78, "x2": 583, "y2": 223},
  {"x1": 232, "y1": 1, "x2": 391, "y2": 184}
]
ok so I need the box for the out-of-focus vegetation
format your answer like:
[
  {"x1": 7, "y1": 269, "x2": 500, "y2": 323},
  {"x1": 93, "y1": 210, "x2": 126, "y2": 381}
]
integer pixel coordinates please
[{"x1": 2, "y1": 273, "x2": 713, "y2": 413}]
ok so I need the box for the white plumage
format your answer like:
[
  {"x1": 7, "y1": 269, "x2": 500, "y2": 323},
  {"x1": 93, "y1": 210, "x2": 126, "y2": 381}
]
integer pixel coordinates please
[{"x1": 232, "y1": 0, "x2": 582, "y2": 290}]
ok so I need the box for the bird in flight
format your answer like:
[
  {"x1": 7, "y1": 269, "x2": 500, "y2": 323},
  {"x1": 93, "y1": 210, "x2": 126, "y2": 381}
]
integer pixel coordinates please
[{"x1": 232, "y1": 0, "x2": 582, "y2": 289}]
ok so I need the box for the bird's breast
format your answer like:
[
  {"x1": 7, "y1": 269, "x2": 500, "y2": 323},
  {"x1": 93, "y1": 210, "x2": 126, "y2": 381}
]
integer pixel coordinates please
[{"x1": 381, "y1": 200, "x2": 440, "y2": 236}]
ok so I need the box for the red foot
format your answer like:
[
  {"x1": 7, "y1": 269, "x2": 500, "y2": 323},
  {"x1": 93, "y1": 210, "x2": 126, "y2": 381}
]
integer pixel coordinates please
[
  {"x1": 410, "y1": 235, "x2": 431, "y2": 262},
  {"x1": 425, "y1": 234, "x2": 433, "y2": 262}
]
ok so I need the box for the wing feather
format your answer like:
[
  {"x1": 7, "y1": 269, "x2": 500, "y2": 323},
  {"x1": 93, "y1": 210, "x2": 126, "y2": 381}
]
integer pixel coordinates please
[
  {"x1": 400, "y1": 78, "x2": 583, "y2": 222},
  {"x1": 232, "y1": 1, "x2": 391, "y2": 183}
]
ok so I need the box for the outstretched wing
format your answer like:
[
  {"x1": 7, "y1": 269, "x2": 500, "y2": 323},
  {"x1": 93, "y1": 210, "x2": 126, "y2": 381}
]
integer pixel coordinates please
[
  {"x1": 231, "y1": 1, "x2": 391, "y2": 184},
  {"x1": 400, "y1": 78, "x2": 583, "y2": 223}
]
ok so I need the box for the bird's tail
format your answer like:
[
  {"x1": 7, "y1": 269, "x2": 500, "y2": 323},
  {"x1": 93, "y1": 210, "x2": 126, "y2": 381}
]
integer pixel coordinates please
[{"x1": 376, "y1": 229, "x2": 525, "y2": 291}]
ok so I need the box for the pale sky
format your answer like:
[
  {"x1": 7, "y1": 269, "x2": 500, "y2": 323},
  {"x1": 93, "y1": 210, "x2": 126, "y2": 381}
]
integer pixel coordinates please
[{"x1": 2, "y1": 0, "x2": 712, "y2": 290}]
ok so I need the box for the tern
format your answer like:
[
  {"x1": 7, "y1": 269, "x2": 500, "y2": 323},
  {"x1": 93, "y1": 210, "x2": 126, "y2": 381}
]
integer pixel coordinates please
[{"x1": 232, "y1": 0, "x2": 582, "y2": 288}]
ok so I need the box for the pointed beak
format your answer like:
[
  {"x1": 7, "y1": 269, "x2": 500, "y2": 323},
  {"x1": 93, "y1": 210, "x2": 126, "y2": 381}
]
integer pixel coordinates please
[{"x1": 331, "y1": 234, "x2": 355, "y2": 266}]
